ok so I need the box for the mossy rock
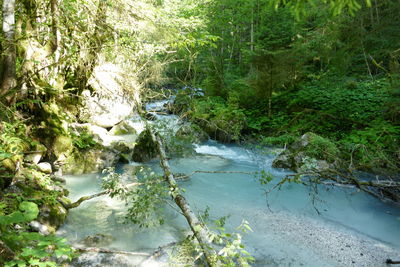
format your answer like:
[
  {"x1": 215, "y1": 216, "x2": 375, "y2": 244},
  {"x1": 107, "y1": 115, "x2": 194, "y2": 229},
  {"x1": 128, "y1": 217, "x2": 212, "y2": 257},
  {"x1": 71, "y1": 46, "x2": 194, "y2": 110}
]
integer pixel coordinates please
[
  {"x1": 131, "y1": 130, "x2": 158, "y2": 162},
  {"x1": 62, "y1": 148, "x2": 118, "y2": 175},
  {"x1": 53, "y1": 135, "x2": 73, "y2": 157},
  {"x1": 2, "y1": 158, "x2": 16, "y2": 172},
  {"x1": 273, "y1": 132, "x2": 340, "y2": 172},
  {"x1": 296, "y1": 132, "x2": 339, "y2": 163},
  {"x1": 39, "y1": 202, "x2": 68, "y2": 230}
]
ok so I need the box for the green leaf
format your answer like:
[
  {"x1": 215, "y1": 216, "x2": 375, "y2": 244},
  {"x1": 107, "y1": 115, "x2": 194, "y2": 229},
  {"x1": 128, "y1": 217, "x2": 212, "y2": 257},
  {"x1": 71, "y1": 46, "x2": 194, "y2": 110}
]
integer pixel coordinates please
[{"x1": 19, "y1": 201, "x2": 39, "y2": 222}]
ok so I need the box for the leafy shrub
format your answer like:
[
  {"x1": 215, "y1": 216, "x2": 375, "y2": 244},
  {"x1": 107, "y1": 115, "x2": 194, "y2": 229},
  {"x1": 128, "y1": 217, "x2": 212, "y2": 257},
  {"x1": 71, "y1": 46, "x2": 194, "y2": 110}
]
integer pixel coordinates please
[
  {"x1": 71, "y1": 132, "x2": 97, "y2": 150},
  {"x1": 289, "y1": 78, "x2": 390, "y2": 124},
  {"x1": 0, "y1": 201, "x2": 74, "y2": 266},
  {"x1": 190, "y1": 97, "x2": 246, "y2": 142},
  {"x1": 302, "y1": 132, "x2": 339, "y2": 163},
  {"x1": 338, "y1": 120, "x2": 400, "y2": 171},
  {"x1": 261, "y1": 133, "x2": 297, "y2": 146}
]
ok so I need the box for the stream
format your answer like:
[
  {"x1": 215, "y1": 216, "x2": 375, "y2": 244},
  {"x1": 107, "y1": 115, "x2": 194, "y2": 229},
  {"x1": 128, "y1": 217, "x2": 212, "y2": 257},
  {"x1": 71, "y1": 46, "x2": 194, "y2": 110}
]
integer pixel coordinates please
[{"x1": 57, "y1": 100, "x2": 400, "y2": 267}]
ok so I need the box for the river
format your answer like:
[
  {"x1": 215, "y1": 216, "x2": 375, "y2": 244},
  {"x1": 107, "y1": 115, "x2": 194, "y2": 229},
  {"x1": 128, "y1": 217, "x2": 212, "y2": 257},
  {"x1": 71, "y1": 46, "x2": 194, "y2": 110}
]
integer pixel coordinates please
[{"x1": 57, "y1": 100, "x2": 400, "y2": 266}]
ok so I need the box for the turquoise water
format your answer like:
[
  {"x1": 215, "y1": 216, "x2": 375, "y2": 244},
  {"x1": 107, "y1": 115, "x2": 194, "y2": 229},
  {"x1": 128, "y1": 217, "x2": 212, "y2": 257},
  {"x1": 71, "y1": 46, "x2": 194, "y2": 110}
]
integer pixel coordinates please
[{"x1": 58, "y1": 139, "x2": 400, "y2": 266}]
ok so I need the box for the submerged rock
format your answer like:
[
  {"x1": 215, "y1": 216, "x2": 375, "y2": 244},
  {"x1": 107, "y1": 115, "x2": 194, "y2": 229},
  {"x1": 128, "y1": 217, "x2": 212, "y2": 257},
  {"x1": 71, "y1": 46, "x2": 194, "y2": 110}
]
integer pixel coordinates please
[
  {"x1": 82, "y1": 233, "x2": 115, "y2": 247},
  {"x1": 272, "y1": 132, "x2": 340, "y2": 172},
  {"x1": 69, "y1": 252, "x2": 137, "y2": 267}
]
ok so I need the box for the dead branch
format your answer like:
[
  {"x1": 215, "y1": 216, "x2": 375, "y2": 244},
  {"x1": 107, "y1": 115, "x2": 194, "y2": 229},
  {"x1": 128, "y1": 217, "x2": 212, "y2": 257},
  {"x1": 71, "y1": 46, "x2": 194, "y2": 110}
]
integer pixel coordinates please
[
  {"x1": 64, "y1": 182, "x2": 141, "y2": 209},
  {"x1": 74, "y1": 247, "x2": 150, "y2": 257},
  {"x1": 279, "y1": 169, "x2": 400, "y2": 206},
  {"x1": 65, "y1": 191, "x2": 109, "y2": 209}
]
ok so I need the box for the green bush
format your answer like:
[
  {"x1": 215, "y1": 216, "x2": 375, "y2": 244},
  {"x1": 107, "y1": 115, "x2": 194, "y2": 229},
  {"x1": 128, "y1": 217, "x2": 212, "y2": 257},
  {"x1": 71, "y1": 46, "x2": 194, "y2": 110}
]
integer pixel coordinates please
[
  {"x1": 289, "y1": 78, "x2": 390, "y2": 125},
  {"x1": 302, "y1": 132, "x2": 340, "y2": 163},
  {"x1": 72, "y1": 132, "x2": 97, "y2": 150},
  {"x1": 338, "y1": 120, "x2": 400, "y2": 171},
  {"x1": 190, "y1": 97, "x2": 246, "y2": 142},
  {"x1": 0, "y1": 201, "x2": 74, "y2": 266}
]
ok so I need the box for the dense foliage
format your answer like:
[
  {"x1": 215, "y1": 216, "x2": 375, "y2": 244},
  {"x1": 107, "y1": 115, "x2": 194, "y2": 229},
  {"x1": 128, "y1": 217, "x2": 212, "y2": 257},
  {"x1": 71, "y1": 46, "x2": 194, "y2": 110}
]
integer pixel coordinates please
[{"x1": 169, "y1": 0, "x2": 400, "y2": 174}]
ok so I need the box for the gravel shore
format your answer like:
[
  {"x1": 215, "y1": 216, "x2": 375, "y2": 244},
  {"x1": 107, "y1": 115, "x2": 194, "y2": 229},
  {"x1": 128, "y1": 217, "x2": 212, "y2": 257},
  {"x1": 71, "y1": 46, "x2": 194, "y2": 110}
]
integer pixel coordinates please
[{"x1": 246, "y1": 210, "x2": 399, "y2": 267}]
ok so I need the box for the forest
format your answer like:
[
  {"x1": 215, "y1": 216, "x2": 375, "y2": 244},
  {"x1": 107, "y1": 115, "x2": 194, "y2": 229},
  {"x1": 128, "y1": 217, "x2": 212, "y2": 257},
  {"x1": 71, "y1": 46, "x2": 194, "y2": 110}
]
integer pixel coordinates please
[{"x1": 0, "y1": 0, "x2": 399, "y2": 266}]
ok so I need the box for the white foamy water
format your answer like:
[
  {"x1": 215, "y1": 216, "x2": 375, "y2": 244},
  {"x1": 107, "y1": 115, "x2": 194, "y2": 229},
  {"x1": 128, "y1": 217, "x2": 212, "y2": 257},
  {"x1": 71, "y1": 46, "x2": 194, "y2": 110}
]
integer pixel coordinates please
[
  {"x1": 194, "y1": 140, "x2": 254, "y2": 163},
  {"x1": 145, "y1": 100, "x2": 170, "y2": 112}
]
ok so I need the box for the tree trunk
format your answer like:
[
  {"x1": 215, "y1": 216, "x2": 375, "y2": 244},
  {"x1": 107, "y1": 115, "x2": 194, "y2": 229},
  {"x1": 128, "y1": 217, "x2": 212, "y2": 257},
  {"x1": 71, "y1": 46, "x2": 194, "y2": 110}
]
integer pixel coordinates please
[
  {"x1": 1, "y1": 0, "x2": 16, "y2": 101},
  {"x1": 51, "y1": 0, "x2": 61, "y2": 72},
  {"x1": 146, "y1": 123, "x2": 218, "y2": 267}
]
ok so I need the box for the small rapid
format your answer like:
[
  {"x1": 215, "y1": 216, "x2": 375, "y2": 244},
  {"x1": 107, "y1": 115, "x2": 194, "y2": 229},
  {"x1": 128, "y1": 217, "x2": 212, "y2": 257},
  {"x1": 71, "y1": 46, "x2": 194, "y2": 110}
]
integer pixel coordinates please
[{"x1": 58, "y1": 99, "x2": 400, "y2": 267}]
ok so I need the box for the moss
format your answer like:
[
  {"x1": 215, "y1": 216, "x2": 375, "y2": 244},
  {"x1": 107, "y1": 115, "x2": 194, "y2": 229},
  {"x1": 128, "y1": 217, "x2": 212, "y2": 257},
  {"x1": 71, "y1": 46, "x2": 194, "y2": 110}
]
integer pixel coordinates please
[
  {"x1": 2, "y1": 158, "x2": 16, "y2": 172},
  {"x1": 62, "y1": 151, "x2": 86, "y2": 175},
  {"x1": 35, "y1": 143, "x2": 47, "y2": 153},
  {"x1": 61, "y1": 148, "x2": 116, "y2": 175},
  {"x1": 53, "y1": 135, "x2": 73, "y2": 157},
  {"x1": 38, "y1": 202, "x2": 68, "y2": 230},
  {"x1": 301, "y1": 132, "x2": 339, "y2": 163},
  {"x1": 131, "y1": 130, "x2": 158, "y2": 162}
]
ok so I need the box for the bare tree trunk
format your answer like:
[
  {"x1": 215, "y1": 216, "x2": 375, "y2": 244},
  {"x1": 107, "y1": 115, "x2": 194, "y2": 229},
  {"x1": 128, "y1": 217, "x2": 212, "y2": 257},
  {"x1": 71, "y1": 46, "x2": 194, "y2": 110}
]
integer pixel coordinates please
[
  {"x1": 146, "y1": 124, "x2": 218, "y2": 267},
  {"x1": 51, "y1": 0, "x2": 61, "y2": 73},
  {"x1": 250, "y1": 9, "x2": 254, "y2": 52},
  {"x1": 1, "y1": 0, "x2": 16, "y2": 101}
]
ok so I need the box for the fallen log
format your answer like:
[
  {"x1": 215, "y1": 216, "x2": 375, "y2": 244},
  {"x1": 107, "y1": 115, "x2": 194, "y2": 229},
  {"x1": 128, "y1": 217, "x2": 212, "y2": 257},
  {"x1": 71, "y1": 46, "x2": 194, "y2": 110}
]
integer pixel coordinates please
[
  {"x1": 386, "y1": 258, "x2": 400, "y2": 264},
  {"x1": 146, "y1": 122, "x2": 218, "y2": 267},
  {"x1": 278, "y1": 170, "x2": 400, "y2": 206}
]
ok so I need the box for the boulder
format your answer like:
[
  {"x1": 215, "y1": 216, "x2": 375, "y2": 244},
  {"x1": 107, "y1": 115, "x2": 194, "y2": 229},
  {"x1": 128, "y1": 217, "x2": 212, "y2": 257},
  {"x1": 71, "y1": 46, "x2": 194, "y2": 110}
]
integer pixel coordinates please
[
  {"x1": 109, "y1": 120, "x2": 137, "y2": 135},
  {"x1": 29, "y1": 220, "x2": 50, "y2": 235},
  {"x1": 53, "y1": 135, "x2": 73, "y2": 158},
  {"x1": 37, "y1": 162, "x2": 52, "y2": 174},
  {"x1": 25, "y1": 143, "x2": 47, "y2": 165},
  {"x1": 79, "y1": 62, "x2": 139, "y2": 128},
  {"x1": 110, "y1": 140, "x2": 135, "y2": 153},
  {"x1": 272, "y1": 132, "x2": 340, "y2": 172},
  {"x1": 25, "y1": 153, "x2": 43, "y2": 165},
  {"x1": 39, "y1": 202, "x2": 68, "y2": 230},
  {"x1": 131, "y1": 130, "x2": 158, "y2": 162},
  {"x1": 72, "y1": 123, "x2": 137, "y2": 149},
  {"x1": 62, "y1": 148, "x2": 119, "y2": 175},
  {"x1": 82, "y1": 233, "x2": 115, "y2": 247}
]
